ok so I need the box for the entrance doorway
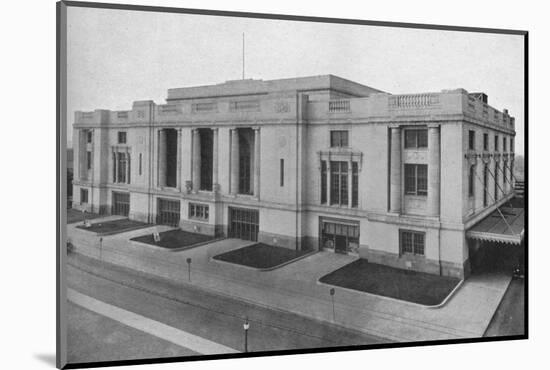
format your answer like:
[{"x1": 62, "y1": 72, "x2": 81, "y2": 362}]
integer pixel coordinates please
[
  {"x1": 112, "y1": 192, "x2": 130, "y2": 216},
  {"x1": 321, "y1": 219, "x2": 359, "y2": 254},
  {"x1": 156, "y1": 198, "x2": 180, "y2": 227},
  {"x1": 228, "y1": 207, "x2": 259, "y2": 241}
]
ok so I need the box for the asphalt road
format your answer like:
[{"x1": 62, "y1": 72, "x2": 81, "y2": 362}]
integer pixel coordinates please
[
  {"x1": 484, "y1": 278, "x2": 525, "y2": 337},
  {"x1": 66, "y1": 254, "x2": 386, "y2": 364}
]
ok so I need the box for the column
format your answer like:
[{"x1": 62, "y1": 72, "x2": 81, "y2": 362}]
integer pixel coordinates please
[
  {"x1": 192, "y1": 129, "x2": 201, "y2": 192},
  {"x1": 176, "y1": 128, "x2": 182, "y2": 190},
  {"x1": 253, "y1": 127, "x2": 261, "y2": 198},
  {"x1": 212, "y1": 128, "x2": 219, "y2": 191},
  {"x1": 347, "y1": 158, "x2": 353, "y2": 207},
  {"x1": 427, "y1": 124, "x2": 441, "y2": 217},
  {"x1": 158, "y1": 129, "x2": 167, "y2": 187},
  {"x1": 231, "y1": 128, "x2": 240, "y2": 195},
  {"x1": 389, "y1": 126, "x2": 401, "y2": 213}
]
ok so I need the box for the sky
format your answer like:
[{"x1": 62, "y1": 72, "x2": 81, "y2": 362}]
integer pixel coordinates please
[{"x1": 67, "y1": 6, "x2": 525, "y2": 154}]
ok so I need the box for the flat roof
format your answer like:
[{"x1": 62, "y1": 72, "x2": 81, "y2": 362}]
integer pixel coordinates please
[
  {"x1": 467, "y1": 197, "x2": 524, "y2": 245},
  {"x1": 166, "y1": 74, "x2": 385, "y2": 101}
]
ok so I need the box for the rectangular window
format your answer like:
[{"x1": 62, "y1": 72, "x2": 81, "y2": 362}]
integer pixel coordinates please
[
  {"x1": 330, "y1": 131, "x2": 349, "y2": 148},
  {"x1": 80, "y1": 189, "x2": 88, "y2": 204},
  {"x1": 483, "y1": 164, "x2": 488, "y2": 207},
  {"x1": 494, "y1": 135, "x2": 499, "y2": 151},
  {"x1": 139, "y1": 153, "x2": 142, "y2": 175},
  {"x1": 321, "y1": 161, "x2": 327, "y2": 204},
  {"x1": 468, "y1": 130, "x2": 475, "y2": 150},
  {"x1": 189, "y1": 203, "x2": 209, "y2": 221},
  {"x1": 494, "y1": 163, "x2": 499, "y2": 201},
  {"x1": 511, "y1": 138, "x2": 515, "y2": 152},
  {"x1": 400, "y1": 230, "x2": 425, "y2": 256},
  {"x1": 86, "y1": 151, "x2": 92, "y2": 170},
  {"x1": 483, "y1": 133, "x2": 489, "y2": 151},
  {"x1": 404, "y1": 164, "x2": 428, "y2": 196},
  {"x1": 469, "y1": 165, "x2": 475, "y2": 197},
  {"x1": 280, "y1": 159, "x2": 284, "y2": 187},
  {"x1": 86, "y1": 131, "x2": 92, "y2": 143},
  {"x1": 118, "y1": 131, "x2": 127, "y2": 144},
  {"x1": 330, "y1": 161, "x2": 348, "y2": 206},
  {"x1": 352, "y1": 162, "x2": 358, "y2": 208},
  {"x1": 404, "y1": 129, "x2": 428, "y2": 149},
  {"x1": 503, "y1": 137, "x2": 507, "y2": 152}
]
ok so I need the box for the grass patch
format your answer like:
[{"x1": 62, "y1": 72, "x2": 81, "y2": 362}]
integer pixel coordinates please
[
  {"x1": 319, "y1": 259, "x2": 461, "y2": 306},
  {"x1": 130, "y1": 229, "x2": 216, "y2": 250},
  {"x1": 76, "y1": 218, "x2": 151, "y2": 235},
  {"x1": 213, "y1": 243, "x2": 312, "y2": 269}
]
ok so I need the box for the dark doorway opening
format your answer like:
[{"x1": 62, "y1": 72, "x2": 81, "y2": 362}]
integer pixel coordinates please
[
  {"x1": 156, "y1": 198, "x2": 180, "y2": 227},
  {"x1": 229, "y1": 207, "x2": 259, "y2": 241},
  {"x1": 112, "y1": 192, "x2": 130, "y2": 217}
]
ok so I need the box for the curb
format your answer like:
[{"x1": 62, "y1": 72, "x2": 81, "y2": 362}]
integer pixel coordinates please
[
  {"x1": 316, "y1": 278, "x2": 465, "y2": 310},
  {"x1": 211, "y1": 249, "x2": 318, "y2": 272}
]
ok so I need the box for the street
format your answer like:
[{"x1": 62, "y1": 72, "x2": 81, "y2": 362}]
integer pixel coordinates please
[{"x1": 67, "y1": 253, "x2": 386, "y2": 364}]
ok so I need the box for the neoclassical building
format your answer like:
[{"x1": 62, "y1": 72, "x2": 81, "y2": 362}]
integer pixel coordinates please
[{"x1": 72, "y1": 75, "x2": 518, "y2": 278}]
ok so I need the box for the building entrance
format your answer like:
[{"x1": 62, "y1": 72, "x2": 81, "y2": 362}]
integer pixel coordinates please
[
  {"x1": 321, "y1": 219, "x2": 359, "y2": 254},
  {"x1": 156, "y1": 198, "x2": 180, "y2": 227},
  {"x1": 229, "y1": 207, "x2": 259, "y2": 241},
  {"x1": 112, "y1": 192, "x2": 130, "y2": 216}
]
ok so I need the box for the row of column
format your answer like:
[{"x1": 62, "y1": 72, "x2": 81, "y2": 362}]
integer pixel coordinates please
[
  {"x1": 389, "y1": 124, "x2": 440, "y2": 217},
  {"x1": 158, "y1": 127, "x2": 259, "y2": 196}
]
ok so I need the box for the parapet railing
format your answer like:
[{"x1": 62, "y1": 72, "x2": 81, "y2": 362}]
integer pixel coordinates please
[
  {"x1": 388, "y1": 93, "x2": 440, "y2": 109},
  {"x1": 328, "y1": 99, "x2": 351, "y2": 113}
]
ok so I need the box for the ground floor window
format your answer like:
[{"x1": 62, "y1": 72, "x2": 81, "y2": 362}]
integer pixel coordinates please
[
  {"x1": 112, "y1": 191, "x2": 130, "y2": 217},
  {"x1": 228, "y1": 207, "x2": 259, "y2": 241},
  {"x1": 80, "y1": 189, "x2": 88, "y2": 204},
  {"x1": 400, "y1": 230, "x2": 425, "y2": 256},
  {"x1": 189, "y1": 203, "x2": 209, "y2": 221}
]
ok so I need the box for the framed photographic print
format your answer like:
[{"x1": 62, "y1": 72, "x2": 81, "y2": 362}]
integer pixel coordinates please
[{"x1": 57, "y1": 1, "x2": 527, "y2": 368}]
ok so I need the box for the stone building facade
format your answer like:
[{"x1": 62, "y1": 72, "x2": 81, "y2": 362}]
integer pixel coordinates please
[{"x1": 72, "y1": 75, "x2": 516, "y2": 278}]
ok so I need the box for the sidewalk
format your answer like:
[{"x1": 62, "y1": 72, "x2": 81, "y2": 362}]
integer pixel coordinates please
[{"x1": 67, "y1": 218, "x2": 511, "y2": 342}]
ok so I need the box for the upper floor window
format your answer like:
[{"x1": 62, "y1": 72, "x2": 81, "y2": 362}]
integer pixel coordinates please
[
  {"x1": 503, "y1": 137, "x2": 507, "y2": 152},
  {"x1": 330, "y1": 131, "x2": 349, "y2": 148},
  {"x1": 86, "y1": 131, "x2": 93, "y2": 143},
  {"x1": 118, "y1": 131, "x2": 127, "y2": 144},
  {"x1": 86, "y1": 151, "x2": 92, "y2": 170},
  {"x1": 468, "y1": 130, "x2": 475, "y2": 150},
  {"x1": 404, "y1": 129, "x2": 428, "y2": 149},
  {"x1": 404, "y1": 164, "x2": 428, "y2": 196},
  {"x1": 483, "y1": 133, "x2": 489, "y2": 151},
  {"x1": 494, "y1": 135, "x2": 499, "y2": 151},
  {"x1": 511, "y1": 138, "x2": 515, "y2": 152},
  {"x1": 280, "y1": 159, "x2": 284, "y2": 187},
  {"x1": 400, "y1": 230, "x2": 425, "y2": 256},
  {"x1": 468, "y1": 165, "x2": 475, "y2": 197}
]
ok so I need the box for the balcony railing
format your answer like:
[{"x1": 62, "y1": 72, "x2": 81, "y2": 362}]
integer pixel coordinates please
[
  {"x1": 328, "y1": 99, "x2": 351, "y2": 113},
  {"x1": 388, "y1": 93, "x2": 440, "y2": 108}
]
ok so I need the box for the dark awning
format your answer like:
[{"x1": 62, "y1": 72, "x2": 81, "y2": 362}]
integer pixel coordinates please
[{"x1": 467, "y1": 197, "x2": 524, "y2": 245}]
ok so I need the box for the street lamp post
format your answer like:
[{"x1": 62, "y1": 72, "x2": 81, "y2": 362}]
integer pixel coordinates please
[
  {"x1": 186, "y1": 258, "x2": 192, "y2": 282},
  {"x1": 99, "y1": 237, "x2": 103, "y2": 261},
  {"x1": 243, "y1": 317, "x2": 250, "y2": 353},
  {"x1": 329, "y1": 288, "x2": 336, "y2": 321}
]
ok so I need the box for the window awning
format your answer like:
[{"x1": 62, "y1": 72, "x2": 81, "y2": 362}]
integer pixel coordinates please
[{"x1": 466, "y1": 197, "x2": 524, "y2": 245}]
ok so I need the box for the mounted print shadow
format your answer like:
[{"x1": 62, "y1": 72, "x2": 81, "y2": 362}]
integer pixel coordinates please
[{"x1": 57, "y1": 1, "x2": 527, "y2": 369}]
